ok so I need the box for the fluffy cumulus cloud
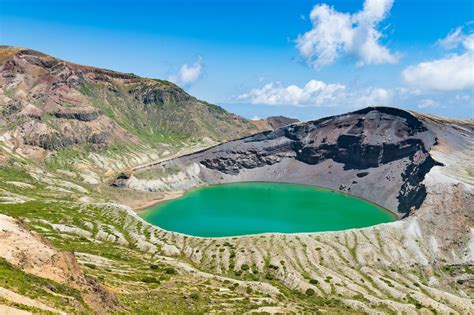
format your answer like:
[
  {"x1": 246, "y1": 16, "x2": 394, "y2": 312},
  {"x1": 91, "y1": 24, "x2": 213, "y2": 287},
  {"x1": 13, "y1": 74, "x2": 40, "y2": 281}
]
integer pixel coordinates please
[
  {"x1": 402, "y1": 27, "x2": 474, "y2": 91},
  {"x1": 238, "y1": 80, "x2": 393, "y2": 108},
  {"x1": 296, "y1": 0, "x2": 399, "y2": 68},
  {"x1": 168, "y1": 56, "x2": 204, "y2": 87},
  {"x1": 238, "y1": 80, "x2": 346, "y2": 106}
]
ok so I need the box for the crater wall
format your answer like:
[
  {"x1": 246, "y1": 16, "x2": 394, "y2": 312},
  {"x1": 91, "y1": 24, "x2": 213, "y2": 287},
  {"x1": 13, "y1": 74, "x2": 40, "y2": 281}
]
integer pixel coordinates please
[{"x1": 118, "y1": 107, "x2": 444, "y2": 218}]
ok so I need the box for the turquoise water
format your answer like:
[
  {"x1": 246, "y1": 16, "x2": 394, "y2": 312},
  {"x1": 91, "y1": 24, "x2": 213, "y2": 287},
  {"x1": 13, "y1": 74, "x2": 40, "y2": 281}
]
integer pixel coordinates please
[{"x1": 139, "y1": 182, "x2": 395, "y2": 237}]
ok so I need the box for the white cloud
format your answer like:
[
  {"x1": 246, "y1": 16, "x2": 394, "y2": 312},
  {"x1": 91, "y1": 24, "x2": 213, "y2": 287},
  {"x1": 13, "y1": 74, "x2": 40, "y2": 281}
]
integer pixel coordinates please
[
  {"x1": 402, "y1": 54, "x2": 474, "y2": 91},
  {"x1": 168, "y1": 56, "x2": 204, "y2": 87},
  {"x1": 296, "y1": 0, "x2": 399, "y2": 68},
  {"x1": 238, "y1": 80, "x2": 393, "y2": 108},
  {"x1": 455, "y1": 94, "x2": 471, "y2": 102},
  {"x1": 417, "y1": 99, "x2": 439, "y2": 109},
  {"x1": 353, "y1": 87, "x2": 393, "y2": 106},
  {"x1": 402, "y1": 27, "x2": 474, "y2": 91},
  {"x1": 438, "y1": 27, "x2": 465, "y2": 49},
  {"x1": 238, "y1": 80, "x2": 346, "y2": 106}
]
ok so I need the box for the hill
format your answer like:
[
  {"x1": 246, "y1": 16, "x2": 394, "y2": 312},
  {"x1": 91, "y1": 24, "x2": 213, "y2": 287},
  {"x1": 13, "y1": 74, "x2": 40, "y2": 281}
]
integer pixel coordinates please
[{"x1": 0, "y1": 46, "x2": 258, "y2": 181}]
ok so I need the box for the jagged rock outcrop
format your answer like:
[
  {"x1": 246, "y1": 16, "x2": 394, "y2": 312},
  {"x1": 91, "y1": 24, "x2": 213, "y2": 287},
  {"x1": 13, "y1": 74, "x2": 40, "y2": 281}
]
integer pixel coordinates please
[{"x1": 52, "y1": 107, "x2": 101, "y2": 121}]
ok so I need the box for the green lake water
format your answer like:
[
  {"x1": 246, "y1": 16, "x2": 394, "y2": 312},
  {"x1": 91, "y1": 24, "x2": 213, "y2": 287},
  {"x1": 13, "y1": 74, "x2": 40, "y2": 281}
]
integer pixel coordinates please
[{"x1": 139, "y1": 182, "x2": 395, "y2": 237}]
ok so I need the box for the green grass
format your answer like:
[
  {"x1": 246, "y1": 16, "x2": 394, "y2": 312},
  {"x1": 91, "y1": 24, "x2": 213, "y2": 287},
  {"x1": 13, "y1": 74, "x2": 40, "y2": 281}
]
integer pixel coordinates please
[
  {"x1": 76, "y1": 79, "x2": 255, "y2": 146},
  {"x1": 44, "y1": 143, "x2": 94, "y2": 172}
]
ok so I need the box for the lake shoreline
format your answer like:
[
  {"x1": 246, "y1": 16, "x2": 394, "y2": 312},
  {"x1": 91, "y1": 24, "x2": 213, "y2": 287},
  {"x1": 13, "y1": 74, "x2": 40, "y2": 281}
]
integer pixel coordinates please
[
  {"x1": 130, "y1": 190, "x2": 185, "y2": 212},
  {"x1": 137, "y1": 182, "x2": 396, "y2": 237}
]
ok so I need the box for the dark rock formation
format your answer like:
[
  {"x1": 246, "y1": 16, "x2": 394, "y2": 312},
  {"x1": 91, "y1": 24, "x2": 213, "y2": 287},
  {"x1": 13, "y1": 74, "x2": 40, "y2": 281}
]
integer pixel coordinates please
[
  {"x1": 201, "y1": 149, "x2": 285, "y2": 175},
  {"x1": 200, "y1": 107, "x2": 437, "y2": 174},
  {"x1": 397, "y1": 155, "x2": 443, "y2": 216},
  {"x1": 52, "y1": 109, "x2": 100, "y2": 122},
  {"x1": 111, "y1": 172, "x2": 131, "y2": 187}
]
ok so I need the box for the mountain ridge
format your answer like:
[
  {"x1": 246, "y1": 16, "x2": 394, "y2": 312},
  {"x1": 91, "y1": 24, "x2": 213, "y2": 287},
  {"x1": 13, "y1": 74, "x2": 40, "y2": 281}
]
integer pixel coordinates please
[{"x1": 0, "y1": 46, "x2": 259, "y2": 152}]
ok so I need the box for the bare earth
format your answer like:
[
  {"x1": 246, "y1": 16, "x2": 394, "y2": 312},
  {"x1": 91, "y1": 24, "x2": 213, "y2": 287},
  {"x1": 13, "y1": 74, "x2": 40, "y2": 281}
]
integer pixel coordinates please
[{"x1": 127, "y1": 190, "x2": 185, "y2": 212}]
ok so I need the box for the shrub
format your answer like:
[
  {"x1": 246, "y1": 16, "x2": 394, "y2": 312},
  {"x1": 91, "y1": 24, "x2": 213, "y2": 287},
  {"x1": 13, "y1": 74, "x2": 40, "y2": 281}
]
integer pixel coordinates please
[
  {"x1": 309, "y1": 279, "x2": 319, "y2": 285},
  {"x1": 241, "y1": 264, "x2": 250, "y2": 271},
  {"x1": 305, "y1": 288, "x2": 315, "y2": 296},
  {"x1": 84, "y1": 263, "x2": 96, "y2": 269},
  {"x1": 142, "y1": 276, "x2": 160, "y2": 284},
  {"x1": 164, "y1": 267, "x2": 177, "y2": 275}
]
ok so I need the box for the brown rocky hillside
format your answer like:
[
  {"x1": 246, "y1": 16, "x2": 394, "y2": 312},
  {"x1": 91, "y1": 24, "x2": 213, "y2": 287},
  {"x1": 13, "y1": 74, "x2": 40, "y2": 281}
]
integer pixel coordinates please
[{"x1": 0, "y1": 46, "x2": 258, "y2": 153}]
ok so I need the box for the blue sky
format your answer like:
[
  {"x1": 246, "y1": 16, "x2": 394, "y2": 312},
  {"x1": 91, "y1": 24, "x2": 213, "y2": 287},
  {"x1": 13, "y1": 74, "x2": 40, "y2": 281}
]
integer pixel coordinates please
[{"x1": 1, "y1": 0, "x2": 473, "y2": 120}]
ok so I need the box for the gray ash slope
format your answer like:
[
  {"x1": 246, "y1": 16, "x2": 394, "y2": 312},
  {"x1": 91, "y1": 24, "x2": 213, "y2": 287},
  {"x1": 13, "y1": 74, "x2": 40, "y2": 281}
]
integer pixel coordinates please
[{"x1": 121, "y1": 107, "x2": 449, "y2": 218}]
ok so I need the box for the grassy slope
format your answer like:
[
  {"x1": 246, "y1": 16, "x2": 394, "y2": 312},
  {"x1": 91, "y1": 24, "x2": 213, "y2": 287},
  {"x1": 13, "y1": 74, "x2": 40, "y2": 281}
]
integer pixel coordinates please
[
  {"x1": 0, "y1": 161, "x2": 327, "y2": 313},
  {"x1": 79, "y1": 80, "x2": 252, "y2": 144}
]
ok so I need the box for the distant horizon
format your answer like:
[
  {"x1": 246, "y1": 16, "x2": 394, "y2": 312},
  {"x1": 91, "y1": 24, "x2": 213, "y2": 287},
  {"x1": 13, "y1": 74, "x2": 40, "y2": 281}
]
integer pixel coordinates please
[{"x1": 1, "y1": 0, "x2": 473, "y2": 120}]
